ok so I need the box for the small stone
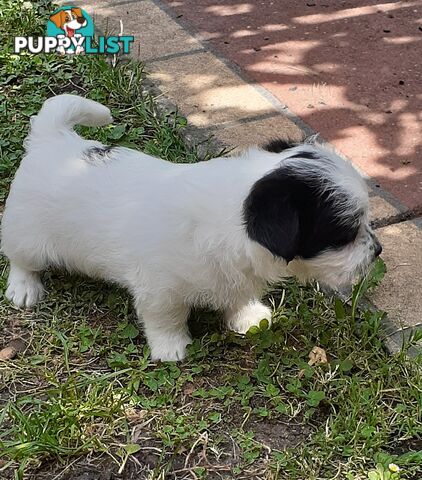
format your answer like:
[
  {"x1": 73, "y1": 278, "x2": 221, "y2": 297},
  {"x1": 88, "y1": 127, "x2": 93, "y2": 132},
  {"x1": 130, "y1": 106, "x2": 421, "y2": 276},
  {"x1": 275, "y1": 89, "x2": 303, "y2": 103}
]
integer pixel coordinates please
[
  {"x1": 289, "y1": 86, "x2": 298, "y2": 91},
  {"x1": 0, "y1": 339, "x2": 26, "y2": 361},
  {"x1": 383, "y1": 28, "x2": 391, "y2": 33},
  {"x1": 253, "y1": 47, "x2": 261, "y2": 52},
  {"x1": 399, "y1": 80, "x2": 405, "y2": 85}
]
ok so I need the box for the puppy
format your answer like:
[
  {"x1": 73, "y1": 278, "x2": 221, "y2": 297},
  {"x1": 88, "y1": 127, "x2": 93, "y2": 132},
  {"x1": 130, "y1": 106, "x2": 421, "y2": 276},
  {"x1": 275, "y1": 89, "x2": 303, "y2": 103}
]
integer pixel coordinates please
[{"x1": 1, "y1": 95, "x2": 382, "y2": 361}]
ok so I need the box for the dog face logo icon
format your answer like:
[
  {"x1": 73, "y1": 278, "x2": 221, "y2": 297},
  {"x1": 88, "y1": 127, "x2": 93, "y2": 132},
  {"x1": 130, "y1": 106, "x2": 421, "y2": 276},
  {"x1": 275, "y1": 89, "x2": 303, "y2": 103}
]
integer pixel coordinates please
[
  {"x1": 49, "y1": 7, "x2": 87, "y2": 37},
  {"x1": 47, "y1": 6, "x2": 94, "y2": 53}
]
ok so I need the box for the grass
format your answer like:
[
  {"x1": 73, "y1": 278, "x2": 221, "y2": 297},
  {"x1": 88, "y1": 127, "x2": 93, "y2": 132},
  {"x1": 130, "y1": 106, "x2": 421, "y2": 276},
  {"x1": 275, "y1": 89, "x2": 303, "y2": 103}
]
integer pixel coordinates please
[{"x1": 0, "y1": 1, "x2": 421, "y2": 479}]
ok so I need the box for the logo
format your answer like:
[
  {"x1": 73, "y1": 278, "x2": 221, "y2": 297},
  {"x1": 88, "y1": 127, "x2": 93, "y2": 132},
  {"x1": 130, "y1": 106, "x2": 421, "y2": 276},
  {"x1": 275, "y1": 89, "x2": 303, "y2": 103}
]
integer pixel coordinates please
[{"x1": 14, "y1": 6, "x2": 134, "y2": 55}]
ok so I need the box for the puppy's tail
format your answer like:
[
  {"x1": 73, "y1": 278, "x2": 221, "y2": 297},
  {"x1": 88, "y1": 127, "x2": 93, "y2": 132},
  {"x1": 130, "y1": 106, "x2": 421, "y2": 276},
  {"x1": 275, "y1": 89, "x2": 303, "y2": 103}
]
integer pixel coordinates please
[{"x1": 30, "y1": 94, "x2": 112, "y2": 136}]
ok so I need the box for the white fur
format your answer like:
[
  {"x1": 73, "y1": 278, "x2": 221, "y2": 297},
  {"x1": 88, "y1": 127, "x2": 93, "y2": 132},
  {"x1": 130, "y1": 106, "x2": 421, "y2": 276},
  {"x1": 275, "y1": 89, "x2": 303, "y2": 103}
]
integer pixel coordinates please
[{"x1": 1, "y1": 95, "x2": 377, "y2": 361}]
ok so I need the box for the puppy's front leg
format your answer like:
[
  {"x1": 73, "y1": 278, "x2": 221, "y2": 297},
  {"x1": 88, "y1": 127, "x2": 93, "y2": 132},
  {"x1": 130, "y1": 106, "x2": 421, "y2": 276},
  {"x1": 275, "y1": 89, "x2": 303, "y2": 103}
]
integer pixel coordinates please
[
  {"x1": 225, "y1": 299, "x2": 272, "y2": 334},
  {"x1": 136, "y1": 300, "x2": 191, "y2": 362}
]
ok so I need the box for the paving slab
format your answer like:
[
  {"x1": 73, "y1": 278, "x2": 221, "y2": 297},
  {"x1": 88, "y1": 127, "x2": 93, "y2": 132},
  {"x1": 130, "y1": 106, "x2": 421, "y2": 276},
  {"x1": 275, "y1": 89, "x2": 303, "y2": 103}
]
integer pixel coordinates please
[
  {"x1": 64, "y1": 0, "x2": 299, "y2": 129},
  {"x1": 370, "y1": 219, "x2": 422, "y2": 328},
  {"x1": 211, "y1": 115, "x2": 306, "y2": 152},
  {"x1": 368, "y1": 193, "x2": 403, "y2": 226},
  {"x1": 148, "y1": 51, "x2": 282, "y2": 128},
  {"x1": 161, "y1": 0, "x2": 422, "y2": 211},
  {"x1": 59, "y1": 0, "x2": 203, "y2": 62},
  {"x1": 370, "y1": 219, "x2": 422, "y2": 353}
]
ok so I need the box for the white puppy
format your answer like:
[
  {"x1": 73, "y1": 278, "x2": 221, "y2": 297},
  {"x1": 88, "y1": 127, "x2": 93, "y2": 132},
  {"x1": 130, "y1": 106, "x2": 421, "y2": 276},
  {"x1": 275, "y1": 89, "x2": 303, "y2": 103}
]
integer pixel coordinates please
[{"x1": 1, "y1": 95, "x2": 382, "y2": 361}]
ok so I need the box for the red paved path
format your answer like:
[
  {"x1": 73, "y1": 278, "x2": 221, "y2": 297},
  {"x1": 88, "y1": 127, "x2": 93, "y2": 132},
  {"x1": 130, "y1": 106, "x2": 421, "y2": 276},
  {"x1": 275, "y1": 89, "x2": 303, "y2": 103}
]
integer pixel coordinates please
[{"x1": 164, "y1": 0, "x2": 422, "y2": 210}]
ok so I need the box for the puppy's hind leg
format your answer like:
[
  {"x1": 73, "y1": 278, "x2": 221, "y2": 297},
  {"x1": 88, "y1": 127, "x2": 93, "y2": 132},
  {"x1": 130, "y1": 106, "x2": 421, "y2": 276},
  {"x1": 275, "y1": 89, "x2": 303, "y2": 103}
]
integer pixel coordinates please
[
  {"x1": 135, "y1": 297, "x2": 192, "y2": 362},
  {"x1": 6, "y1": 263, "x2": 45, "y2": 308}
]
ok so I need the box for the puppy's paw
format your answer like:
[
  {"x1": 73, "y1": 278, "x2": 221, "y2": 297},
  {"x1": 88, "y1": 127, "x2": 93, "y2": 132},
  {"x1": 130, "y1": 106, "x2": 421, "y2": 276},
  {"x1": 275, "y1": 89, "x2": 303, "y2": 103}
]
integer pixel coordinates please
[
  {"x1": 6, "y1": 270, "x2": 44, "y2": 308},
  {"x1": 226, "y1": 300, "x2": 272, "y2": 334},
  {"x1": 149, "y1": 331, "x2": 192, "y2": 362}
]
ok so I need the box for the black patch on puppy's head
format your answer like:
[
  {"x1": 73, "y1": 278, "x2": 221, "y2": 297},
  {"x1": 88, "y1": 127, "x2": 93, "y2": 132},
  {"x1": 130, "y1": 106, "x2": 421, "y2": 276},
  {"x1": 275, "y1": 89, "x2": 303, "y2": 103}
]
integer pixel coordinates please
[
  {"x1": 262, "y1": 138, "x2": 298, "y2": 153},
  {"x1": 243, "y1": 164, "x2": 361, "y2": 263},
  {"x1": 288, "y1": 151, "x2": 318, "y2": 160}
]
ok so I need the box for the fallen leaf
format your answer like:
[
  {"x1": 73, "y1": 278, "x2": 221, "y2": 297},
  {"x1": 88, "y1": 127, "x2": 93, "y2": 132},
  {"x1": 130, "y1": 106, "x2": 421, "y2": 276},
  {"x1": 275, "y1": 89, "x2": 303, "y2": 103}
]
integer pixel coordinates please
[
  {"x1": 0, "y1": 339, "x2": 26, "y2": 361},
  {"x1": 299, "y1": 346, "x2": 328, "y2": 377},
  {"x1": 308, "y1": 346, "x2": 328, "y2": 366},
  {"x1": 125, "y1": 408, "x2": 147, "y2": 423}
]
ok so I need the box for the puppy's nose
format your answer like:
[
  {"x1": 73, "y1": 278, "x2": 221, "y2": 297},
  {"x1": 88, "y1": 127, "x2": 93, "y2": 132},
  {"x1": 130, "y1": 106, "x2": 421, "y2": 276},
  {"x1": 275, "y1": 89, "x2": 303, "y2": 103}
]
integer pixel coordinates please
[
  {"x1": 77, "y1": 16, "x2": 85, "y2": 24},
  {"x1": 374, "y1": 238, "x2": 382, "y2": 257}
]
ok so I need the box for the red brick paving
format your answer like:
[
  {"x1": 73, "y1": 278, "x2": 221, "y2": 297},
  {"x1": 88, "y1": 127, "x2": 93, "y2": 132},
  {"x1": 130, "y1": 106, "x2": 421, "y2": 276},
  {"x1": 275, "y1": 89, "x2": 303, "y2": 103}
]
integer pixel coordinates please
[{"x1": 164, "y1": 0, "x2": 422, "y2": 210}]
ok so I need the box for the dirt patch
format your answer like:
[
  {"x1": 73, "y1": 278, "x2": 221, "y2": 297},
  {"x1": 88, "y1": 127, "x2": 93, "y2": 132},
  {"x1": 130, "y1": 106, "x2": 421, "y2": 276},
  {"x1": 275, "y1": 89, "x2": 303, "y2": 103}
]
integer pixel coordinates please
[
  {"x1": 389, "y1": 436, "x2": 422, "y2": 455},
  {"x1": 58, "y1": 457, "x2": 149, "y2": 480},
  {"x1": 248, "y1": 417, "x2": 312, "y2": 451}
]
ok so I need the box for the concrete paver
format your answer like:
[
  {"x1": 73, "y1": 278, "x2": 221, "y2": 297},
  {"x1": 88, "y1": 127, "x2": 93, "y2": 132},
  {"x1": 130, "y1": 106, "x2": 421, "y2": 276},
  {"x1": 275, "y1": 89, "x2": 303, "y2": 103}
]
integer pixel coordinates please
[
  {"x1": 371, "y1": 219, "x2": 422, "y2": 328},
  {"x1": 371, "y1": 219, "x2": 422, "y2": 354},
  {"x1": 62, "y1": 0, "x2": 203, "y2": 62},
  {"x1": 368, "y1": 194, "x2": 403, "y2": 225},
  {"x1": 149, "y1": 51, "x2": 282, "y2": 127},
  {"x1": 210, "y1": 115, "x2": 306, "y2": 152}
]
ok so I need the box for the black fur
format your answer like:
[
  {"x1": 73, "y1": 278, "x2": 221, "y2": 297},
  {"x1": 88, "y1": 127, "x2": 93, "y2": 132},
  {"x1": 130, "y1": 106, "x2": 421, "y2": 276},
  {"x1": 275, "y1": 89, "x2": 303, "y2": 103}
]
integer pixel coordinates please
[
  {"x1": 288, "y1": 151, "x2": 318, "y2": 160},
  {"x1": 243, "y1": 165, "x2": 361, "y2": 262},
  {"x1": 262, "y1": 138, "x2": 298, "y2": 153},
  {"x1": 83, "y1": 146, "x2": 115, "y2": 164}
]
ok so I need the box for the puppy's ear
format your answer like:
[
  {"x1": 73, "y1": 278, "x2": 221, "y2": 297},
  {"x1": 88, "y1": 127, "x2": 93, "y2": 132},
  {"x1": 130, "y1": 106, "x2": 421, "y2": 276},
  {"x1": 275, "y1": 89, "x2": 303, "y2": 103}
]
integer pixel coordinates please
[
  {"x1": 72, "y1": 8, "x2": 84, "y2": 18},
  {"x1": 243, "y1": 169, "x2": 300, "y2": 262},
  {"x1": 49, "y1": 10, "x2": 66, "y2": 28}
]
